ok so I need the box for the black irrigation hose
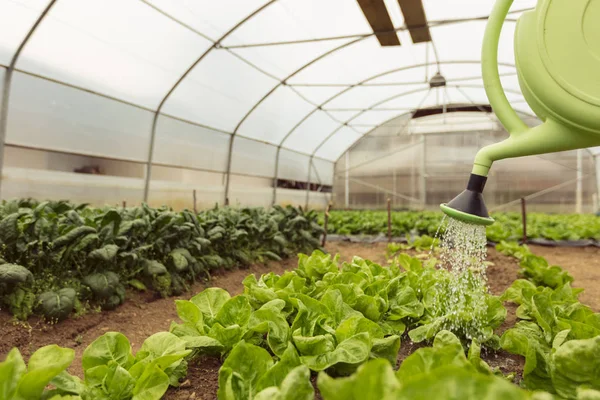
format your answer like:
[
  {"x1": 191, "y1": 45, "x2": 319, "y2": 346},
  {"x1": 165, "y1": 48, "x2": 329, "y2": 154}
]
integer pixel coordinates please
[{"x1": 327, "y1": 234, "x2": 600, "y2": 248}]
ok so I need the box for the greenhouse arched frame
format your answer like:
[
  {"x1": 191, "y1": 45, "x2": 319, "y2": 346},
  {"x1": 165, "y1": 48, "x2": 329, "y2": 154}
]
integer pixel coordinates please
[{"x1": 1, "y1": 0, "x2": 598, "y2": 213}]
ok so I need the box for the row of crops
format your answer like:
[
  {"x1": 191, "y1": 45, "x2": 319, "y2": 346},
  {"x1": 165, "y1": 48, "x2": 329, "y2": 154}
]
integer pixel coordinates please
[
  {"x1": 321, "y1": 210, "x2": 600, "y2": 242},
  {"x1": 0, "y1": 199, "x2": 323, "y2": 321},
  {"x1": 3, "y1": 245, "x2": 597, "y2": 399}
]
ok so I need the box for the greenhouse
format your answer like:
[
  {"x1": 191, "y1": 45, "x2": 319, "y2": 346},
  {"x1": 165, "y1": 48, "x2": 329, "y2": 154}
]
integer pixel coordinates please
[{"x1": 1, "y1": 0, "x2": 600, "y2": 399}]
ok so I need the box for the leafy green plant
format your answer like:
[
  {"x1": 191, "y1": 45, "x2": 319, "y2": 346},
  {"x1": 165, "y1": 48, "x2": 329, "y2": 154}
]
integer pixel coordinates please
[
  {"x1": 0, "y1": 201, "x2": 323, "y2": 320},
  {"x1": 500, "y1": 278, "x2": 600, "y2": 397},
  {"x1": 386, "y1": 235, "x2": 439, "y2": 256},
  {"x1": 0, "y1": 344, "x2": 75, "y2": 400},
  {"x1": 317, "y1": 331, "x2": 530, "y2": 400},
  {"x1": 323, "y1": 210, "x2": 600, "y2": 243}
]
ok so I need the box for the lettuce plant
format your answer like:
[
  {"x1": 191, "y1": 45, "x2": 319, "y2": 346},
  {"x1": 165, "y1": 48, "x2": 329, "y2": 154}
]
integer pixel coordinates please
[
  {"x1": 0, "y1": 345, "x2": 75, "y2": 400},
  {"x1": 317, "y1": 331, "x2": 529, "y2": 400}
]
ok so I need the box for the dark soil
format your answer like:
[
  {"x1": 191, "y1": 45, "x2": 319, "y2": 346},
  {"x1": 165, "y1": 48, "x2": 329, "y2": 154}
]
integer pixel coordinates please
[{"x1": 0, "y1": 243, "x2": 540, "y2": 398}]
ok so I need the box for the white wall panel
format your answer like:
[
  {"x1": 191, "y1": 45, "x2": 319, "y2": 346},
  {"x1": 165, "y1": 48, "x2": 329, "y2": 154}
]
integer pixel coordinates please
[
  {"x1": 154, "y1": 116, "x2": 230, "y2": 172},
  {"x1": 312, "y1": 158, "x2": 334, "y2": 185},
  {"x1": 7, "y1": 72, "x2": 153, "y2": 161},
  {"x1": 278, "y1": 149, "x2": 309, "y2": 181},
  {"x1": 230, "y1": 136, "x2": 277, "y2": 178}
]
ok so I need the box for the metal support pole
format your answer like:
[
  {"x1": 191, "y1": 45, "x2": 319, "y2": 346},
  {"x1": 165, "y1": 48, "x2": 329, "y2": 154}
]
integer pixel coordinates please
[
  {"x1": 576, "y1": 149, "x2": 583, "y2": 214},
  {"x1": 345, "y1": 152, "x2": 350, "y2": 208},
  {"x1": 271, "y1": 148, "x2": 281, "y2": 206},
  {"x1": 387, "y1": 198, "x2": 392, "y2": 243},
  {"x1": 305, "y1": 157, "x2": 313, "y2": 209},
  {"x1": 521, "y1": 197, "x2": 527, "y2": 244},
  {"x1": 193, "y1": 189, "x2": 197, "y2": 213},
  {"x1": 321, "y1": 202, "x2": 331, "y2": 248},
  {"x1": 0, "y1": 1, "x2": 57, "y2": 199},
  {"x1": 420, "y1": 135, "x2": 427, "y2": 208},
  {"x1": 392, "y1": 167, "x2": 396, "y2": 208}
]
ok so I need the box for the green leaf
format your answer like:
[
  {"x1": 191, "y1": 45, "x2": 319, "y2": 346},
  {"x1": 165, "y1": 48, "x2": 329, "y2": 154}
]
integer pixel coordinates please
[
  {"x1": 254, "y1": 365, "x2": 314, "y2": 400},
  {"x1": 16, "y1": 345, "x2": 75, "y2": 400},
  {"x1": 335, "y1": 315, "x2": 383, "y2": 344},
  {"x1": 134, "y1": 332, "x2": 191, "y2": 373},
  {"x1": 48, "y1": 371, "x2": 85, "y2": 396},
  {"x1": 396, "y1": 365, "x2": 530, "y2": 400},
  {"x1": 318, "y1": 358, "x2": 400, "y2": 400},
  {"x1": 169, "y1": 249, "x2": 191, "y2": 272},
  {"x1": 293, "y1": 333, "x2": 336, "y2": 357},
  {"x1": 216, "y1": 296, "x2": 252, "y2": 328},
  {"x1": 175, "y1": 300, "x2": 203, "y2": 328},
  {"x1": 247, "y1": 300, "x2": 290, "y2": 357},
  {"x1": 301, "y1": 332, "x2": 371, "y2": 372},
  {"x1": 370, "y1": 336, "x2": 401, "y2": 365},
  {"x1": 104, "y1": 363, "x2": 135, "y2": 400},
  {"x1": 36, "y1": 288, "x2": 77, "y2": 321},
  {"x1": 217, "y1": 341, "x2": 274, "y2": 400},
  {"x1": 88, "y1": 244, "x2": 119, "y2": 262},
  {"x1": 0, "y1": 348, "x2": 26, "y2": 399},
  {"x1": 128, "y1": 280, "x2": 147, "y2": 291},
  {"x1": 0, "y1": 264, "x2": 33, "y2": 286},
  {"x1": 131, "y1": 364, "x2": 169, "y2": 400},
  {"x1": 551, "y1": 335, "x2": 600, "y2": 399},
  {"x1": 190, "y1": 288, "x2": 231, "y2": 324},
  {"x1": 179, "y1": 336, "x2": 224, "y2": 354},
  {"x1": 255, "y1": 344, "x2": 302, "y2": 393},
  {"x1": 82, "y1": 332, "x2": 133, "y2": 371},
  {"x1": 397, "y1": 330, "x2": 470, "y2": 382}
]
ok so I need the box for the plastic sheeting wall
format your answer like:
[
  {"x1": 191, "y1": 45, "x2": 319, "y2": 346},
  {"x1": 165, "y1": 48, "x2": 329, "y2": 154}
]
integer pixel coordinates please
[
  {"x1": 1, "y1": 69, "x2": 333, "y2": 209},
  {"x1": 334, "y1": 112, "x2": 598, "y2": 214}
]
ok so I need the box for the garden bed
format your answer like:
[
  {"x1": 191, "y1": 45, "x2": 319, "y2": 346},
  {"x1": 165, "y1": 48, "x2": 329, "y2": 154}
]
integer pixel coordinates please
[
  {"x1": 164, "y1": 243, "x2": 526, "y2": 400},
  {"x1": 2, "y1": 241, "x2": 599, "y2": 399}
]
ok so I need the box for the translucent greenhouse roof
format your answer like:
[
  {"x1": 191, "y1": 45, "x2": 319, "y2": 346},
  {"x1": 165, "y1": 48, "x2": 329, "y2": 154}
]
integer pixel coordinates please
[{"x1": 0, "y1": 0, "x2": 547, "y2": 164}]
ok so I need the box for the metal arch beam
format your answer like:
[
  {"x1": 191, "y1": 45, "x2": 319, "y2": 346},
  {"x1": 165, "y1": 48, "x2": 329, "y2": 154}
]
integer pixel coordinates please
[
  {"x1": 223, "y1": 36, "x2": 367, "y2": 206},
  {"x1": 222, "y1": 7, "x2": 528, "y2": 206},
  {"x1": 309, "y1": 82, "x2": 529, "y2": 162},
  {"x1": 143, "y1": 0, "x2": 278, "y2": 203},
  {"x1": 222, "y1": 9, "x2": 530, "y2": 49},
  {"x1": 270, "y1": 60, "x2": 518, "y2": 205},
  {"x1": 0, "y1": 0, "x2": 57, "y2": 198},
  {"x1": 281, "y1": 60, "x2": 517, "y2": 150}
]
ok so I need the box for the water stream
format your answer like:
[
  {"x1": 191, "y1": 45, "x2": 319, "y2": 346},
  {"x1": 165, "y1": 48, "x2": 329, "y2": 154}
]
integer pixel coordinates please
[{"x1": 431, "y1": 217, "x2": 490, "y2": 340}]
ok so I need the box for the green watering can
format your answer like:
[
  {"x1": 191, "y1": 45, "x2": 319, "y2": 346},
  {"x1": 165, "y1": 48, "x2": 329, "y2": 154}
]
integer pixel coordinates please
[{"x1": 441, "y1": 0, "x2": 600, "y2": 226}]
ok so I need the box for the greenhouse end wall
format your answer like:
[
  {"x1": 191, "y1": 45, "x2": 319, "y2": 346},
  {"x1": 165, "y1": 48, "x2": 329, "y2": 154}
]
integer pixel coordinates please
[{"x1": 333, "y1": 112, "x2": 599, "y2": 214}]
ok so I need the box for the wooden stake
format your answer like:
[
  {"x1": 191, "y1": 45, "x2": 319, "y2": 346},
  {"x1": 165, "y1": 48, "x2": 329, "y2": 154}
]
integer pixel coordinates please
[
  {"x1": 387, "y1": 198, "x2": 392, "y2": 243},
  {"x1": 193, "y1": 189, "x2": 197, "y2": 214},
  {"x1": 122, "y1": 200, "x2": 126, "y2": 208},
  {"x1": 321, "y1": 203, "x2": 331, "y2": 248},
  {"x1": 521, "y1": 197, "x2": 527, "y2": 244}
]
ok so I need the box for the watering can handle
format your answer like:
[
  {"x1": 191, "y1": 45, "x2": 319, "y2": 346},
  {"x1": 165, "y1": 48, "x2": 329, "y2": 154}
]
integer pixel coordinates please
[{"x1": 482, "y1": 0, "x2": 529, "y2": 135}]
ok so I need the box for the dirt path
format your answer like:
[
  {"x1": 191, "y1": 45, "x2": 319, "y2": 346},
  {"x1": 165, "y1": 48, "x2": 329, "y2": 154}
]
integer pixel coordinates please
[
  {"x1": 529, "y1": 245, "x2": 600, "y2": 311},
  {"x1": 0, "y1": 259, "x2": 297, "y2": 378}
]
